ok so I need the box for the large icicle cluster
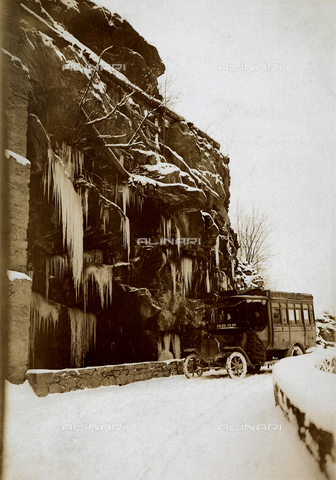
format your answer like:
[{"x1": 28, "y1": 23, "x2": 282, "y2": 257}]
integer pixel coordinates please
[
  {"x1": 44, "y1": 148, "x2": 83, "y2": 296},
  {"x1": 58, "y1": 141, "x2": 84, "y2": 181},
  {"x1": 30, "y1": 292, "x2": 62, "y2": 367},
  {"x1": 68, "y1": 307, "x2": 97, "y2": 368},
  {"x1": 83, "y1": 264, "x2": 113, "y2": 309},
  {"x1": 31, "y1": 291, "x2": 61, "y2": 334}
]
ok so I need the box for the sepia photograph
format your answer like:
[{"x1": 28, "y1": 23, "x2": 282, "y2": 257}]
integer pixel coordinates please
[{"x1": 1, "y1": 0, "x2": 335, "y2": 479}]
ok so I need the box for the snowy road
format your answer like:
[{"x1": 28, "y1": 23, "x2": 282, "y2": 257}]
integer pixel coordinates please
[{"x1": 3, "y1": 371, "x2": 322, "y2": 480}]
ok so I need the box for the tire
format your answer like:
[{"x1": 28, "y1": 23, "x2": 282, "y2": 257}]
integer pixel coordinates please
[
  {"x1": 183, "y1": 354, "x2": 203, "y2": 379},
  {"x1": 286, "y1": 345, "x2": 304, "y2": 357},
  {"x1": 226, "y1": 352, "x2": 247, "y2": 379}
]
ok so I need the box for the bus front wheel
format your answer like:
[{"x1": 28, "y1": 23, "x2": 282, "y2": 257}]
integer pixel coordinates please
[{"x1": 226, "y1": 352, "x2": 247, "y2": 379}]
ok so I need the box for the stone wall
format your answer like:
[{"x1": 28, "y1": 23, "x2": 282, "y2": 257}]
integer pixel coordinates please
[
  {"x1": 26, "y1": 360, "x2": 184, "y2": 397},
  {"x1": 7, "y1": 273, "x2": 32, "y2": 383},
  {"x1": 7, "y1": 153, "x2": 31, "y2": 271},
  {"x1": 5, "y1": 136, "x2": 31, "y2": 385},
  {"x1": 3, "y1": 11, "x2": 32, "y2": 383},
  {"x1": 2, "y1": 50, "x2": 30, "y2": 158}
]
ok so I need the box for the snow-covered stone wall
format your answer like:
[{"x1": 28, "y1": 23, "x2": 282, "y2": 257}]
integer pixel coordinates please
[
  {"x1": 273, "y1": 349, "x2": 336, "y2": 480},
  {"x1": 5, "y1": 75, "x2": 32, "y2": 382},
  {"x1": 26, "y1": 360, "x2": 183, "y2": 397}
]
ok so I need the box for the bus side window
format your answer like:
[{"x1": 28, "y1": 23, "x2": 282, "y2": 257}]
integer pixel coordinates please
[
  {"x1": 288, "y1": 304, "x2": 295, "y2": 323},
  {"x1": 280, "y1": 303, "x2": 288, "y2": 324},
  {"x1": 272, "y1": 303, "x2": 281, "y2": 324},
  {"x1": 309, "y1": 305, "x2": 315, "y2": 324},
  {"x1": 295, "y1": 304, "x2": 302, "y2": 323},
  {"x1": 303, "y1": 305, "x2": 309, "y2": 324}
]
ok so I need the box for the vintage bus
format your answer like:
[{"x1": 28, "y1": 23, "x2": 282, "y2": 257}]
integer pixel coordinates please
[{"x1": 183, "y1": 289, "x2": 316, "y2": 379}]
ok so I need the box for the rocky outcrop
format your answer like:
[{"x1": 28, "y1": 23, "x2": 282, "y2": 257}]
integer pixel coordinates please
[{"x1": 4, "y1": 0, "x2": 240, "y2": 375}]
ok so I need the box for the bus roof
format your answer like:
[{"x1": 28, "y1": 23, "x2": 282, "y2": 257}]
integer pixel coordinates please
[{"x1": 206, "y1": 288, "x2": 314, "y2": 306}]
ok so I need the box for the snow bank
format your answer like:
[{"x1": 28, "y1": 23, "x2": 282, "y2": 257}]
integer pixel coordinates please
[{"x1": 273, "y1": 348, "x2": 336, "y2": 479}]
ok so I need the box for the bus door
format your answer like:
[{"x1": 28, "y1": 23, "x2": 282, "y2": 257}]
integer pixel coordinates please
[
  {"x1": 288, "y1": 302, "x2": 305, "y2": 346},
  {"x1": 272, "y1": 302, "x2": 290, "y2": 350},
  {"x1": 247, "y1": 299, "x2": 269, "y2": 348},
  {"x1": 303, "y1": 304, "x2": 316, "y2": 347}
]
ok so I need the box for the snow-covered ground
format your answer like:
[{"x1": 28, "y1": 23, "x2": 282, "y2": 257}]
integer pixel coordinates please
[{"x1": 3, "y1": 370, "x2": 322, "y2": 480}]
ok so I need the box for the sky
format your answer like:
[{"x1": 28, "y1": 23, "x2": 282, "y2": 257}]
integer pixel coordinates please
[{"x1": 95, "y1": 0, "x2": 336, "y2": 316}]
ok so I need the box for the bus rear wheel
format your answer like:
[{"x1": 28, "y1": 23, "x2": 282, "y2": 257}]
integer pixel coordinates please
[{"x1": 286, "y1": 345, "x2": 304, "y2": 357}]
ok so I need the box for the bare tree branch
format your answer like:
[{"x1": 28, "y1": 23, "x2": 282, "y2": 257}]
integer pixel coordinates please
[
  {"x1": 234, "y1": 204, "x2": 273, "y2": 274},
  {"x1": 84, "y1": 90, "x2": 134, "y2": 126}
]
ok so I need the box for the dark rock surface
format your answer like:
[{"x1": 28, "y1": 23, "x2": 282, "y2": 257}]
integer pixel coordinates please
[{"x1": 4, "y1": 0, "x2": 241, "y2": 373}]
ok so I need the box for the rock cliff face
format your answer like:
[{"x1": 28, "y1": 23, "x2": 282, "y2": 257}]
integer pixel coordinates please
[{"x1": 4, "y1": 0, "x2": 240, "y2": 372}]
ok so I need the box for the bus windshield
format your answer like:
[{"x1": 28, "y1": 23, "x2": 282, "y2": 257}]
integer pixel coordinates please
[{"x1": 211, "y1": 298, "x2": 268, "y2": 332}]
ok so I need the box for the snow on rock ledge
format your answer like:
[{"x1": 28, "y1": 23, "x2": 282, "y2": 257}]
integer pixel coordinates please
[
  {"x1": 7, "y1": 270, "x2": 32, "y2": 282},
  {"x1": 5, "y1": 149, "x2": 31, "y2": 166},
  {"x1": 273, "y1": 348, "x2": 336, "y2": 480}
]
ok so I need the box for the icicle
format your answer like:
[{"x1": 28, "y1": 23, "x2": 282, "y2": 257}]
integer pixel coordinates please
[
  {"x1": 82, "y1": 188, "x2": 89, "y2": 227},
  {"x1": 46, "y1": 255, "x2": 69, "y2": 297},
  {"x1": 206, "y1": 269, "x2": 211, "y2": 293},
  {"x1": 215, "y1": 235, "x2": 220, "y2": 267},
  {"x1": 172, "y1": 334, "x2": 181, "y2": 359},
  {"x1": 134, "y1": 188, "x2": 144, "y2": 213},
  {"x1": 31, "y1": 292, "x2": 61, "y2": 337},
  {"x1": 120, "y1": 183, "x2": 130, "y2": 215},
  {"x1": 157, "y1": 336, "x2": 163, "y2": 355},
  {"x1": 161, "y1": 217, "x2": 166, "y2": 239},
  {"x1": 220, "y1": 271, "x2": 228, "y2": 291},
  {"x1": 181, "y1": 257, "x2": 193, "y2": 295},
  {"x1": 30, "y1": 292, "x2": 61, "y2": 368},
  {"x1": 120, "y1": 216, "x2": 130, "y2": 262},
  {"x1": 83, "y1": 250, "x2": 103, "y2": 264},
  {"x1": 48, "y1": 255, "x2": 69, "y2": 281},
  {"x1": 176, "y1": 226, "x2": 181, "y2": 257},
  {"x1": 45, "y1": 258, "x2": 49, "y2": 299},
  {"x1": 101, "y1": 207, "x2": 109, "y2": 233},
  {"x1": 161, "y1": 217, "x2": 172, "y2": 241},
  {"x1": 68, "y1": 307, "x2": 97, "y2": 368},
  {"x1": 166, "y1": 219, "x2": 171, "y2": 239},
  {"x1": 170, "y1": 262, "x2": 176, "y2": 296},
  {"x1": 59, "y1": 141, "x2": 84, "y2": 181},
  {"x1": 44, "y1": 148, "x2": 83, "y2": 297},
  {"x1": 84, "y1": 264, "x2": 113, "y2": 309},
  {"x1": 163, "y1": 332, "x2": 171, "y2": 351}
]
